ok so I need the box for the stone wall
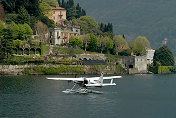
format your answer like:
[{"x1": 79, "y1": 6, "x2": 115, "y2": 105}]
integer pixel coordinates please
[
  {"x1": 0, "y1": 65, "x2": 27, "y2": 75},
  {"x1": 0, "y1": 64, "x2": 126, "y2": 75},
  {"x1": 76, "y1": 54, "x2": 106, "y2": 61}
]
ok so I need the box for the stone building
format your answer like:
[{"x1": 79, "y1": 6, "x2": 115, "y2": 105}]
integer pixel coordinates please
[
  {"x1": 146, "y1": 49, "x2": 155, "y2": 65},
  {"x1": 49, "y1": 26, "x2": 80, "y2": 45},
  {"x1": 122, "y1": 56, "x2": 147, "y2": 74},
  {"x1": 50, "y1": 6, "x2": 66, "y2": 25}
]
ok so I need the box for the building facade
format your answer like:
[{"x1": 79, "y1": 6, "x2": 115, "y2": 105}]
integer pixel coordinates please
[
  {"x1": 51, "y1": 6, "x2": 66, "y2": 25},
  {"x1": 49, "y1": 26, "x2": 80, "y2": 45},
  {"x1": 146, "y1": 49, "x2": 155, "y2": 65},
  {"x1": 122, "y1": 56, "x2": 147, "y2": 74}
]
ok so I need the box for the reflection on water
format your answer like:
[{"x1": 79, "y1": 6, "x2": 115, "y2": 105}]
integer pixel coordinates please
[{"x1": 1, "y1": 74, "x2": 176, "y2": 118}]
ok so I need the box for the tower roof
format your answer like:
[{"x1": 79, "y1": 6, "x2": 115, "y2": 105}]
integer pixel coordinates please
[{"x1": 52, "y1": 6, "x2": 66, "y2": 10}]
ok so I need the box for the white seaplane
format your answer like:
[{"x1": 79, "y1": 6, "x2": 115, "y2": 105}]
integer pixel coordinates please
[{"x1": 47, "y1": 73, "x2": 122, "y2": 94}]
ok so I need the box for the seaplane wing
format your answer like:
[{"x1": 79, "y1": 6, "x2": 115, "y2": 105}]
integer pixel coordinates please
[
  {"x1": 46, "y1": 77, "x2": 84, "y2": 81},
  {"x1": 86, "y1": 76, "x2": 122, "y2": 80},
  {"x1": 103, "y1": 76, "x2": 122, "y2": 79}
]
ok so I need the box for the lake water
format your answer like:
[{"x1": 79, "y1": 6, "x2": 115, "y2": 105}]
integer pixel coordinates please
[{"x1": 1, "y1": 74, "x2": 176, "y2": 118}]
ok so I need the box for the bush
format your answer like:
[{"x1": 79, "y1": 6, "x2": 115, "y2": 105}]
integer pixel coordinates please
[
  {"x1": 158, "y1": 66, "x2": 172, "y2": 74},
  {"x1": 23, "y1": 65, "x2": 85, "y2": 75},
  {"x1": 115, "y1": 65, "x2": 126, "y2": 73}
]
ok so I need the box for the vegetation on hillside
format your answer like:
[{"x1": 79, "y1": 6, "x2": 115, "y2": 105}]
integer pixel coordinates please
[
  {"x1": 2, "y1": 0, "x2": 170, "y2": 75},
  {"x1": 153, "y1": 46, "x2": 175, "y2": 66},
  {"x1": 74, "y1": 0, "x2": 176, "y2": 55},
  {"x1": 59, "y1": 0, "x2": 86, "y2": 20},
  {"x1": 1, "y1": 0, "x2": 55, "y2": 28},
  {"x1": 149, "y1": 45, "x2": 175, "y2": 74}
]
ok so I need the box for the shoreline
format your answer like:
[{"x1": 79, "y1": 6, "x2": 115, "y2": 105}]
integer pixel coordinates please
[{"x1": 0, "y1": 64, "x2": 127, "y2": 75}]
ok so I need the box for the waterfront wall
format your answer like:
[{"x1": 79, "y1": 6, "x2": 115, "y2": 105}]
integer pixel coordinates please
[
  {"x1": 0, "y1": 65, "x2": 26, "y2": 75},
  {"x1": 0, "y1": 64, "x2": 126, "y2": 75}
]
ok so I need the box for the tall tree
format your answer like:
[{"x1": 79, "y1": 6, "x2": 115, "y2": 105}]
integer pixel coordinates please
[
  {"x1": 8, "y1": 21, "x2": 19, "y2": 39},
  {"x1": 0, "y1": 29, "x2": 13, "y2": 59},
  {"x1": 58, "y1": 0, "x2": 61, "y2": 6},
  {"x1": 39, "y1": 1, "x2": 52, "y2": 17},
  {"x1": 114, "y1": 35, "x2": 129, "y2": 55},
  {"x1": 17, "y1": 6, "x2": 31, "y2": 25},
  {"x1": 72, "y1": 16, "x2": 100, "y2": 34},
  {"x1": 76, "y1": 3, "x2": 81, "y2": 18},
  {"x1": 67, "y1": 6, "x2": 77, "y2": 20},
  {"x1": 153, "y1": 46, "x2": 175, "y2": 66},
  {"x1": 59, "y1": 0, "x2": 86, "y2": 20},
  {"x1": 134, "y1": 36, "x2": 151, "y2": 56},
  {"x1": 34, "y1": 21, "x2": 49, "y2": 43},
  {"x1": 42, "y1": 0, "x2": 59, "y2": 7},
  {"x1": 88, "y1": 34, "x2": 98, "y2": 52},
  {"x1": 1, "y1": 0, "x2": 42, "y2": 17},
  {"x1": 67, "y1": 0, "x2": 74, "y2": 7},
  {"x1": 70, "y1": 36, "x2": 83, "y2": 48},
  {"x1": 98, "y1": 36, "x2": 113, "y2": 53}
]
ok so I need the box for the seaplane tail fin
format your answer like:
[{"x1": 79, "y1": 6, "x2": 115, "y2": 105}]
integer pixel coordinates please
[{"x1": 99, "y1": 72, "x2": 104, "y2": 84}]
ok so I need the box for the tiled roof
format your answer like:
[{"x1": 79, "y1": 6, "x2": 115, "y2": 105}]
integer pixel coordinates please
[{"x1": 52, "y1": 6, "x2": 66, "y2": 10}]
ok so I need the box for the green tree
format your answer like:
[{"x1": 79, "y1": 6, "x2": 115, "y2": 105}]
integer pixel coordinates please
[
  {"x1": 17, "y1": 6, "x2": 31, "y2": 25},
  {"x1": 5, "y1": 14, "x2": 18, "y2": 24},
  {"x1": 105, "y1": 37, "x2": 113, "y2": 52},
  {"x1": 72, "y1": 16, "x2": 100, "y2": 34},
  {"x1": 88, "y1": 34, "x2": 98, "y2": 52},
  {"x1": 114, "y1": 35, "x2": 129, "y2": 55},
  {"x1": 98, "y1": 36, "x2": 113, "y2": 53},
  {"x1": 128, "y1": 40, "x2": 135, "y2": 49},
  {"x1": 59, "y1": 0, "x2": 86, "y2": 20},
  {"x1": 67, "y1": 6, "x2": 77, "y2": 20},
  {"x1": 34, "y1": 21, "x2": 49, "y2": 43},
  {"x1": 23, "y1": 23, "x2": 33, "y2": 39},
  {"x1": 0, "y1": 20, "x2": 5, "y2": 32},
  {"x1": 8, "y1": 21, "x2": 19, "y2": 39},
  {"x1": 39, "y1": 15, "x2": 55, "y2": 28},
  {"x1": 76, "y1": 3, "x2": 81, "y2": 18},
  {"x1": 18, "y1": 24, "x2": 26, "y2": 40},
  {"x1": 42, "y1": 0, "x2": 59, "y2": 7},
  {"x1": 134, "y1": 36, "x2": 151, "y2": 56},
  {"x1": 1, "y1": 0, "x2": 42, "y2": 17},
  {"x1": 13, "y1": 39, "x2": 22, "y2": 48},
  {"x1": 0, "y1": 29, "x2": 13, "y2": 59},
  {"x1": 70, "y1": 36, "x2": 83, "y2": 48},
  {"x1": 24, "y1": 23, "x2": 33, "y2": 35},
  {"x1": 153, "y1": 46, "x2": 175, "y2": 66},
  {"x1": 39, "y1": 1, "x2": 52, "y2": 17}
]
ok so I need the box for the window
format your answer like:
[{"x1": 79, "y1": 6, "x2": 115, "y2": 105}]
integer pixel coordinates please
[
  {"x1": 53, "y1": 16, "x2": 55, "y2": 20},
  {"x1": 57, "y1": 32, "x2": 60, "y2": 38}
]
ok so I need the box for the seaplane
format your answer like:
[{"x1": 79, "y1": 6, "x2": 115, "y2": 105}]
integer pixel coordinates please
[{"x1": 47, "y1": 73, "x2": 122, "y2": 94}]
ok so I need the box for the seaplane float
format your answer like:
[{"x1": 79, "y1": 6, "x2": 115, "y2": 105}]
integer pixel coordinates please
[{"x1": 47, "y1": 73, "x2": 122, "y2": 94}]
